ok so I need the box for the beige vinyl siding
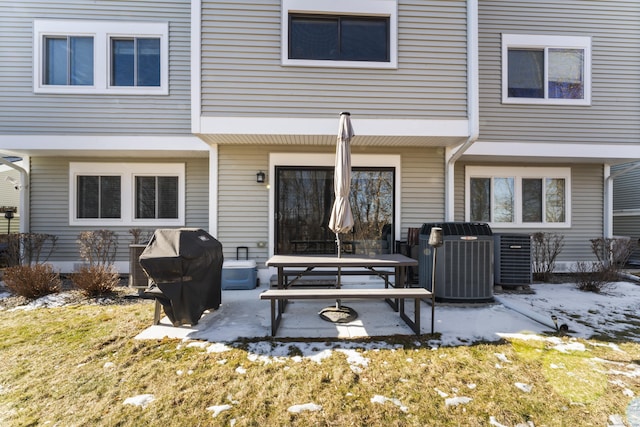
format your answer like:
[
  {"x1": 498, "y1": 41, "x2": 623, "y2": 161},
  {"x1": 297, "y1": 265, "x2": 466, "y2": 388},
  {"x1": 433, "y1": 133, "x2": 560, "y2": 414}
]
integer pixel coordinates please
[
  {"x1": 401, "y1": 147, "x2": 445, "y2": 229},
  {"x1": 217, "y1": 145, "x2": 445, "y2": 265},
  {"x1": 0, "y1": 0, "x2": 191, "y2": 135},
  {"x1": 478, "y1": 0, "x2": 640, "y2": 144},
  {"x1": 455, "y1": 162, "x2": 604, "y2": 263},
  {"x1": 200, "y1": 0, "x2": 468, "y2": 119},
  {"x1": 29, "y1": 156, "x2": 209, "y2": 263}
]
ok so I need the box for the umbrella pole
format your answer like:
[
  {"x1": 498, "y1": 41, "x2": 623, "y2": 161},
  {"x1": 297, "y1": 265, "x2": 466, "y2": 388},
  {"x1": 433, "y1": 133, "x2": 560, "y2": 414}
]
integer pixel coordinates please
[{"x1": 336, "y1": 233, "x2": 342, "y2": 308}]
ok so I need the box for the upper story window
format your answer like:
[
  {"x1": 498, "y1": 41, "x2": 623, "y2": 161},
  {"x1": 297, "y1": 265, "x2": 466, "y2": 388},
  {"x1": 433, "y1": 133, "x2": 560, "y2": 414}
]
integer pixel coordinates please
[
  {"x1": 34, "y1": 20, "x2": 168, "y2": 95},
  {"x1": 111, "y1": 38, "x2": 161, "y2": 87},
  {"x1": 44, "y1": 36, "x2": 94, "y2": 86},
  {"x1": 465, "y1": 166, "x2": 571, "y2": 228},
  {"x1": 289, "y1": 15, "x2": 389, "y2": 62},
  {"x1": 502, "y1": 34, "x2": 591, "y2": 106},
  {"x1": 282, "y1": 0, "x2": 398, "y2": 69},
  {"x1": 70, "y1": 163, "x2": 184, "y2": 227}
]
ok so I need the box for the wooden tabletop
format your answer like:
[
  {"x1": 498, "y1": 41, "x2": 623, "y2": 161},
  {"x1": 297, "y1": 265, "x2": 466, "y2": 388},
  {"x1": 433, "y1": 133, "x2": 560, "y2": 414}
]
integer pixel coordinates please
[{"x1": 265, "y1": 253, "x2": 418, "y2": 268}]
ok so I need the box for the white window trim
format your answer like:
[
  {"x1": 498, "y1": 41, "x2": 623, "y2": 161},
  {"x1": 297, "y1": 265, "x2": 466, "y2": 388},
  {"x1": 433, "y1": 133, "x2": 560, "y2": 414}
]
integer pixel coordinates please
[
  {"x1": 281, "y1": 0, "x2": 398, "y2": 69},
  {"x1": 268, "y1": 153, "x2": 401, "y2": 257},
  {"x1": 34, "y1": 20, "x2": 169, "y2": 95},
  {"x1": 465, "y1": 166, "x2": 571, "y2": 228},
  {"x1": 501, "y1": 34, "x2": 591, "y2": 106},
  {"x1": 69, "y1": 162, "x2": 185, "y2": 226}
]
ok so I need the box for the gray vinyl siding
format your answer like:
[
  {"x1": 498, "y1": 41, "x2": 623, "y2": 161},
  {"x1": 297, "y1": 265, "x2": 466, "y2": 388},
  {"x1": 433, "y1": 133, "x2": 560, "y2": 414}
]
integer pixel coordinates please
[
  {"x1": 455, "y1": 162, "x2": 604, "y2": 262},
  {"x1": 217, "y1": 145, "x2": 444, "y2": 265},
  {"x1": 29, "y1": 156, "x2": 209, "y2": 263},
  {"x1": 612, "y1": 163, "x2": 640, "y2": 263},
  {"x1": 200, "y1": 0, "x2": 468, "y2": 119},
  {"x1": 613, "y1": 163, "x2": 640, "y2": 211},
  {"x1": 0, "y1": 0, "x2": 191, "y2": 135},
  {"x1": 612, "y1": 216, "x2": 640, "y2": 264},
  {"x1": 478, "y1": 1, "x2": 640, "y2": 145}
]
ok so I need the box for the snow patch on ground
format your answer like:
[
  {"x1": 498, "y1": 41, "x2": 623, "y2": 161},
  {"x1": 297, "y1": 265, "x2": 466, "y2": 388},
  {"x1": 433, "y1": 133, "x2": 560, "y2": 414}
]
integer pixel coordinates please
[
  {"x1": 123, "y1": 394, "x2": 155, "y2": 408},
  {"x1": 287, "y1": 403, "x2": 322, "y2": 413},
  {"x1": 370, "y1": 395, "x2": 408, "y2": 412}
]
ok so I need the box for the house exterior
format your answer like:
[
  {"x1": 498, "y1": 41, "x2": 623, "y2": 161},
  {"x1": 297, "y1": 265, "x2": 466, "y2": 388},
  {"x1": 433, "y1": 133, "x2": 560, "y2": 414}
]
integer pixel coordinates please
[
  {"x1": 613, "y1": 162, "x2": 640, "y2": 265},
  {"x1": 0, "y1": 0, "x2": 210, "y2": 272},
  {"x1": 0, "y1": 158, "x2": 22, "y2": 234},
  {"x1": 1, "y1": 0, "x2": 639, "y2": 281}
]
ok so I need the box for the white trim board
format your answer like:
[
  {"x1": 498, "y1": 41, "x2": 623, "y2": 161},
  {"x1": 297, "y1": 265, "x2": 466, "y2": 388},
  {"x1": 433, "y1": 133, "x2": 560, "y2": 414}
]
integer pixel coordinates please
[{"x1": 200, "y1": 117, "x2": 469, "y2": 137}]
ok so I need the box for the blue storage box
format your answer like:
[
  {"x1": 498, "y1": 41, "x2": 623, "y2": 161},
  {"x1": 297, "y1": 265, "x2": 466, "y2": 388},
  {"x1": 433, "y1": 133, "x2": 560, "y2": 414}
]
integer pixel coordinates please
[{"x1": 221, "y1": 260, "x2": 257, "y2": 290}]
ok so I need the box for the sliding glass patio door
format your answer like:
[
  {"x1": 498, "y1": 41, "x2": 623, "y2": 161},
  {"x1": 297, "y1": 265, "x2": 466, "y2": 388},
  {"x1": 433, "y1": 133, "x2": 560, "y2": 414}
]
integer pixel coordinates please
[{"x1": 275, "y1": 166, "x2": 395, "y2": 255}]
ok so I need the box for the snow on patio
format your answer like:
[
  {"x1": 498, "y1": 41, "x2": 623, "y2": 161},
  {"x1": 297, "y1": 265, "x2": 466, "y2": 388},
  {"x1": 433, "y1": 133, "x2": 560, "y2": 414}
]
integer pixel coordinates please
[{"x1": 134, "y1": 280, "x2": 640, "y2": 346}]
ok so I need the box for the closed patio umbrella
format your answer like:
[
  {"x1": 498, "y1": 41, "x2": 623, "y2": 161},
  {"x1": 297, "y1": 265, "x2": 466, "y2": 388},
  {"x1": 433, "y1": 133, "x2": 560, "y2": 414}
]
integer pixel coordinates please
[
  {"x1": 321, "y1": 112, "x2": 356, "y2": 323},
  {"x1": 328, "y1": 111, "x2": 355, "y2": 255}
]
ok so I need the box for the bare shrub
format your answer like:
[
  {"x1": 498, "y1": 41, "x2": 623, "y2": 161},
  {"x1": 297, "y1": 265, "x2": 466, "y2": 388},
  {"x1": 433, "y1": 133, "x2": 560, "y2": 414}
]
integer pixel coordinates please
[
  {"x1": 3, "y1": 264, "x2": 61, "y2": 299},
  {"x1": 532, "y1": 232, "x2": 564, "y2": 282},
  {"x1": 4, "y1": 233, "x2": 58, "y2": 266},
  {"x1": 590, "y1": 237, "x2": 635, "y2": 274},
  {"x1": 573, "y1": 261, "x2": 613, "y2": 293},
  {"x1": 128, "y1": 228, "x2": 153, "y2": 245},
  {"x1": 74, "y1": 230, "x2": 119, "y2": 296},
  {"x1": 571, "y1": 237, "x2": 635, "y2": 293},
  {"x1": 77, "y1": 230, "x2": 117, "y2": 266},
  {"x1": 71, "y1": 264, "x2": 120, "y2": 297}
]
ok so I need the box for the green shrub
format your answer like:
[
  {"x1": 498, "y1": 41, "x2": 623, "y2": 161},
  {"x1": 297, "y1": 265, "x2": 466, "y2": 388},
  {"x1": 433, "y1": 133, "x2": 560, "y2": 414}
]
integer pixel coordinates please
[
  {"x1": 71, "y1": 264, "x2": 120, "y2": 297},
  {"x1": 3, "y1": 264, "x2": 61, "y2": 299}
]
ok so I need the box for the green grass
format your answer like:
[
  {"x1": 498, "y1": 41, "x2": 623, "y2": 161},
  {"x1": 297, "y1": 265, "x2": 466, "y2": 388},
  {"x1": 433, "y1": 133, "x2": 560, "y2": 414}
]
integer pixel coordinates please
[{"x1": 1, "y1": 299, "x2": 639, "y2": 426}]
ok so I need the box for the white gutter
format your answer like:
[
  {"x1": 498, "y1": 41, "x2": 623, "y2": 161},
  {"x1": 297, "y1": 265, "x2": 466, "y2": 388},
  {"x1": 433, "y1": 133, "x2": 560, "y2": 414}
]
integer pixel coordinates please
[
  {"x1": 0, "y1": 155, "x2": 29, "y2": 233},
  {"x1": 604, "y1": 161, "x2": 640, "y2": 238},
  {"x1": 445, "y1": 0, "x2": 479, "y2": 221},
  {"x1": 190, "y1": 0, "x2": 202, "y2": 134}
]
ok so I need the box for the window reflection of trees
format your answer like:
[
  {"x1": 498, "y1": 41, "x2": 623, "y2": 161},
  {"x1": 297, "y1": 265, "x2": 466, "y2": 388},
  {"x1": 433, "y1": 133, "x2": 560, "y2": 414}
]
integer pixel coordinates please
[
  {"x1": 545, "y1": 178, "x2": 565, "y2": 222},
  {"x1": 470, "y1": 178, "x2": 490, "y2": 222},
  {"x1": 469, "y1": 175, "x2": 566, "y2": 224},
  {"x1": 493, "y1": 177, "x2": 514, "y2": 222},
  {"x1": 276, "y1": 168, "x2": 394, "y2": 255},
  {"x1": 350, "y1": 170, "x2": 393, "y2": 245},
  {"x1": 522, "y1": 178, "x2": 542, "y2": 223}
]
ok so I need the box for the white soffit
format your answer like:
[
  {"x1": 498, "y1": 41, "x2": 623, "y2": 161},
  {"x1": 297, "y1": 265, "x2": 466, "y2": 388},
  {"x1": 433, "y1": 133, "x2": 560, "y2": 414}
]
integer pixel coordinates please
[
  {"x1": 463, "y1": 141, "x2": 640, "y2": 164},
  {"x1": 198, "y1": 117, "x2": 469, "y2": 146}
]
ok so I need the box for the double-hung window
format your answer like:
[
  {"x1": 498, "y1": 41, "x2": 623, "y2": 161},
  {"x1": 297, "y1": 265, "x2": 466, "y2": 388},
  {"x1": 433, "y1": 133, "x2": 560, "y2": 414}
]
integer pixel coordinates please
[
  {"x1": 282, "y1": 0, "x2": 398, "y2": 68},
  {"x1": 34, "y1": 20, "x2": 168, "y2": 94},
  {"x1": 70, "y1": 163, "x2": 184, "y2": 226},
  {"x1": 466, "y1": 166, "x2": 571, "y2": 228},
  {"x1": 502, "y1": 34, "x2": 591, "y2": 105}
]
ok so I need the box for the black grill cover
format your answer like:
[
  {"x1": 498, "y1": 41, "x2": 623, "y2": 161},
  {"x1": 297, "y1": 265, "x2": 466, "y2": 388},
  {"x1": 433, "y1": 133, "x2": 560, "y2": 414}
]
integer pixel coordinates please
[{"x1": 140, "y1": 229, "x2": 223, "y2": 326}]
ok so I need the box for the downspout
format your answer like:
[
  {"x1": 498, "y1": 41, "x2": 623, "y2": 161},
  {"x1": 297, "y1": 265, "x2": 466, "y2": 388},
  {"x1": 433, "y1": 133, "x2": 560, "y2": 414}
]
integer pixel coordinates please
[
  {"x1": 0, "y1": 155, "x2": 29, "y2": 233},
  {"x1": 445, "y1": 0, "x2": 479, "y2": 221},
  {"x1": 604, "y1": 161, "x2": 640, "y2": 238}
]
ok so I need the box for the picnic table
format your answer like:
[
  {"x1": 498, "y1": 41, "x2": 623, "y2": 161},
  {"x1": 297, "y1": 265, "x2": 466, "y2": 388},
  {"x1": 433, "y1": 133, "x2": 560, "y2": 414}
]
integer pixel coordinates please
[{"x1": 261, "y1": 254, "x2": 434, "y2": 336}]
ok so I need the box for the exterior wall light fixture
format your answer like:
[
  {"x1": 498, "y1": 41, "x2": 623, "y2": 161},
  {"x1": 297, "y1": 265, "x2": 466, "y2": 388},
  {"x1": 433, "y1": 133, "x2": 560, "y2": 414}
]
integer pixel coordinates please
[{"x1": 256, "y1": 171, "x2": 266, "y2": 183}]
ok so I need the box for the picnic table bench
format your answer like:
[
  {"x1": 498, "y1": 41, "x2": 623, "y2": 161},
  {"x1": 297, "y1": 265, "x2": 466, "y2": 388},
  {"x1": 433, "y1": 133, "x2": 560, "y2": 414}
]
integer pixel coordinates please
[{"x1": 260, "y1": 287, "x2": 433, "y2": 336}]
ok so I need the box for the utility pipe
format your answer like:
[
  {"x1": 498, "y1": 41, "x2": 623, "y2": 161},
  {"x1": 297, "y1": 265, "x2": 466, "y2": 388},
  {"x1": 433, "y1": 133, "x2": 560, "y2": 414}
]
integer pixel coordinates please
[
  {"x1": 0, "y1": 155, "x2": 29, "y2": 233},
  {"x1": 445, "y1": 0, "x2": 479, "y2": 221}
]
